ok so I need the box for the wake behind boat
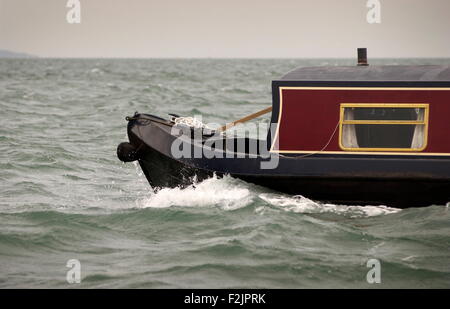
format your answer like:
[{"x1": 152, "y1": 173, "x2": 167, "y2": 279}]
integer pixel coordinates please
[{"x1": 117, "y1": 49, "x2": 450, "y2": 208}]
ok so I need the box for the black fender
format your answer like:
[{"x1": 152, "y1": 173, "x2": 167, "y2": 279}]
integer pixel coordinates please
[{"x1": 117, "y1": 142, "x2": 140, "y2": 162}]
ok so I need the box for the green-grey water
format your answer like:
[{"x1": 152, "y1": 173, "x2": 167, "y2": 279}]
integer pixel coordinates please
[{"x1": 0, "y1": 58, "x2": 449, "y2": 288}]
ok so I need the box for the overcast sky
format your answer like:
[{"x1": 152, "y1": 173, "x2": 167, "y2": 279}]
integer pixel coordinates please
[{"x1": 0, "y1": 0, "x2": 449, "y2": 58}]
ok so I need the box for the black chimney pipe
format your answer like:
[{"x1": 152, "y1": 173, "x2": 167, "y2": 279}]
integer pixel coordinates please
[{"x1": 357, "y1": 48, "x2": 368, "y2": 66}]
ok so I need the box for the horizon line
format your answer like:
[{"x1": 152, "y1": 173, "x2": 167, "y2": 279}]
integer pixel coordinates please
[{"x1": 2, "y1": 56, "x2": 450, "y2": 60}]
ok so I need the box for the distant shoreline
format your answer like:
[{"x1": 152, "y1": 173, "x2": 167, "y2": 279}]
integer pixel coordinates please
[{"x1": 0, "y1": 49, "x2": 37, "y2": 58}]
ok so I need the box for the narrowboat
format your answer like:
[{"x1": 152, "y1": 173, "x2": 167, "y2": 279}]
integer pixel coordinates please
[{"x1": 117, "y1": 49, "x2": 450, "y2": 208}]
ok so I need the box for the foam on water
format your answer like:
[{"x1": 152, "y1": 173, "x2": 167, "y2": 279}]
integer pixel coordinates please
[
  {"x1": 136, "y1": 174, "x2": 400, "y2": 217},
  {"x1": 259, "y1": 193, "x2": 401, "y2": 217},
  {"x1": 138, "y1": 175, "x2": 253, "y2": 210}
]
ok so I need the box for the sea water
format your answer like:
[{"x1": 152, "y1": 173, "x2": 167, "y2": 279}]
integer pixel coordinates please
[{"x1": 0, "y1": 58, "x2": 449, "y2": 288}]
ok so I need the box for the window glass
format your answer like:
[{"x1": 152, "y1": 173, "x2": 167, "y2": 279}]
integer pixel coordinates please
[{"x1": 340, "y1": 104, "x2": 428, "y2": 151}]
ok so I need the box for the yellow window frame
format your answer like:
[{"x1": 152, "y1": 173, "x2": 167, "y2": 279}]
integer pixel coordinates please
[{"x1": 339, "y1": 103, "x2": 429, "y2": 152}]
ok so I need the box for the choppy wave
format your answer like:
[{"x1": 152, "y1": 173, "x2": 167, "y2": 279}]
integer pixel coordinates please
[
  {"x1": 139, "y1": 176, "x2": 253, "y2": 210},
  {"x1": 0, "y1": 58, "x2": 449, "y2": 288},
  {"x1": 138, "y1": 175, "x2": 400, "y2": 218},
  {"x1": 259, "y1": 193, "x2": 400, "y2": 217}
]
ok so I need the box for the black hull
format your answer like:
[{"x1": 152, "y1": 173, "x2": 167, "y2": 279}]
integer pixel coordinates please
[{"x1": 123, "y1": 114, "x2": 450, "y2": 208}]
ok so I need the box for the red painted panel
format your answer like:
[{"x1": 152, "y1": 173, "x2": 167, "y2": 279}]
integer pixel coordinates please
[{"x1": 273, "y1": 88, "x2": 450, "y2": 153}]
